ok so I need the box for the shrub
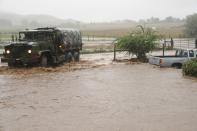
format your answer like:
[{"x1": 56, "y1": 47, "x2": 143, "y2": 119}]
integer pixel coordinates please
[
  {"x1": 116, "y1": 25, "x2": 159, "y2": 62},
  {"x1": 182, "y1": 58, "x2": 197, "y2": 77}
]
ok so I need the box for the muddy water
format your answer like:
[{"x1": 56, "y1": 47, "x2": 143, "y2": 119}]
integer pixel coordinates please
[{"x1": 0, "y1": 53, "x2": 197, "y2": 131}]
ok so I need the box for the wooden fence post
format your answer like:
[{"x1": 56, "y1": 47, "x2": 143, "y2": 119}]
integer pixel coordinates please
[
  {"x1": 113, "y1": 42, "x2": 116, "y2": 61},
  {"x1": 11, "y1": 34, "x2": 14, "y2": 42},
  {"x1": 170, "y1": 38, "x2": 174, "y2": 49},
  {"x1": 163, "y1": 39, "x2": 166, "y2": 56},
  {"x1": 180, "y1": 39, "x2": 182, "y2": 49}
]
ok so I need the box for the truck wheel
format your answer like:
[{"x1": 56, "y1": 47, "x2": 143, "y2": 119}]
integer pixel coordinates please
[
  {"x1": 8, "y1": 62, "x2": 14, "y2": 67},
  {"x1": 65, "y1": 52, "x2": 73, "y2": 63},
  {"x1": 40, "y1": 55, "x2": 48, "y2": 67},
  {"x1": 74, "y1": 52, "x2": 80, "y2": 62},
  {"x1": 172, "y1": 63, "x2": 182, "y2": 69}
]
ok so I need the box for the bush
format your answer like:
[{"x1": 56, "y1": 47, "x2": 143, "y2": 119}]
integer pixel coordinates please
[
  {"x1": 116, "y1": 25, "x2": 159, "y2": 62},
  {"x1": 182, "y1": 58, "x2": 197, "y2": 77}
]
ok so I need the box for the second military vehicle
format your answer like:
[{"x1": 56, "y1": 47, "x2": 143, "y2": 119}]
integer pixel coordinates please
[{"x1": 2, "y1": 27, "x2": 82, "y2": 67}]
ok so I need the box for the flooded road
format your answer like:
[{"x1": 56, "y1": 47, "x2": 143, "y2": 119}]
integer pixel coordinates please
[{"x1": 0, "y1": 53, "x2": 197, "y2": 131}]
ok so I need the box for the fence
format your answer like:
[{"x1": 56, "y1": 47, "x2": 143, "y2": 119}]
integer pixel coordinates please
[
  {"x1": 0, "y1": 33, "x2": 197, "y2": 57},
  {"x1": 173, "y1": 38, "x2": 196, "y2": 49},
  {"x1": 1, "y1": 33, "x2": 196, "y2": 49},
  {"x1": 157, "y1": 38, "x2": 196, "y2": 49},
  {"x1": 80, "y1": 36, "x2": 116, "y2": 54}
]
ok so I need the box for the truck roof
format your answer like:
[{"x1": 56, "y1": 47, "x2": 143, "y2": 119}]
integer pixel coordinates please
[{"x1": 20, "y1": 27, "x2": 80, "y2": 33}]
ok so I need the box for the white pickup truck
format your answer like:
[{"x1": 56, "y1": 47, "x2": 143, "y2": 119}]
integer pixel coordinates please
[{"x1": 149, "y1": 49, "x2": 197, "y2": 68}]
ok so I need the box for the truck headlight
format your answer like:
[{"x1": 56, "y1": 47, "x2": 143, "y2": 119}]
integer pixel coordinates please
[
  {"x1": 28, "y1": 50, "x2": 32, "y2": 54},
  {"x1": 6, "y1": 50, "x2": 10, "y2": 54}
]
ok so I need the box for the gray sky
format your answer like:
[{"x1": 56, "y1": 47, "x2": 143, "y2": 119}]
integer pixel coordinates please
[{"x1": 0, "y1": 0, "x2": 197, "y2": 22}]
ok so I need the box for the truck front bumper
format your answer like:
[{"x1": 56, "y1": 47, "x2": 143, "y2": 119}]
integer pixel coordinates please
[{"x1": 2, "y1": 57, "x2": 40, "y2": 65}]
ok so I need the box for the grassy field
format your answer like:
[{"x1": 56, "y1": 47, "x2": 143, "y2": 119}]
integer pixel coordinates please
[{"x1": 0, "y1": 19, "x2": 186, "y2": 38}]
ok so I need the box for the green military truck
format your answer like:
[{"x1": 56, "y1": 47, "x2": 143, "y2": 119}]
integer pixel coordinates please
[{"x1": 1, "y1": 27, "x2": 82, "y2": 67}]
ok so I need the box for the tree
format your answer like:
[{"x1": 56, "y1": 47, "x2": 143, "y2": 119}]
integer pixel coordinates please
[
  {"x1": 185, "y1": 13, "x2": 197, "y2": 37},
  {"x1": 116, "y1": 25, "x2": 159, "y2": 62},
  {"x1": 147, "y1": 17, "x2": 160, "y2": 23}
]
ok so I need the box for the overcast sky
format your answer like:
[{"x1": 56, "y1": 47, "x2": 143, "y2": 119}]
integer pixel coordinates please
[{"x1": 0, "y1": 0, "x2": 197, "y2": 22}]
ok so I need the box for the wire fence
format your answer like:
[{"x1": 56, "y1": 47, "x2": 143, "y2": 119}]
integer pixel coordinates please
[
  {"x1": 0, "y1": 33, "x2": 197, "y2": 55},
  {"x1": 174, "y1": 38, "x2": 196, "y2": 49},
  {"x1": 156, "y1": 38, "x2": 196, "y2": 49}
]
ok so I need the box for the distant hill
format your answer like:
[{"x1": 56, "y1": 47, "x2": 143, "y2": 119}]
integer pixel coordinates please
[
  {"x1": 0, "y1": 11, "x2": 186, "y2": 37},
  {"x1": 0, "y1": 11, "x2": 83, "y2": 29}
]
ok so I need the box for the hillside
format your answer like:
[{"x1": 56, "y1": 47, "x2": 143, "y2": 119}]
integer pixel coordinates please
[
  {"x1": 0, "y1": 11, "x2": 82, "y2": 31},
  {"x1": 0, "y1": 11, "x2": 185, "y2": 37}
]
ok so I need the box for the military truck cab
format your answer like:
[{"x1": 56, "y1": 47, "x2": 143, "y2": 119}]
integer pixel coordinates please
[{"x1": 2, "y1": 27, "x2": 82, "y2": 67}]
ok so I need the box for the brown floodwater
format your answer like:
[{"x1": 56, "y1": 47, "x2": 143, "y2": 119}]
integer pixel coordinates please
[{"x1": 0, "y1": 53, "x2": 197, "y2": 131}]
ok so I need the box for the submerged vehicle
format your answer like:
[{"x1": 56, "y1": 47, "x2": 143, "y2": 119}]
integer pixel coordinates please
[
  {"x1": 1, "y1": 27, "x2": 82, "y2": 66},
  {"x1": 149, "y1": 49, "x2": 197, "y2": 68}
]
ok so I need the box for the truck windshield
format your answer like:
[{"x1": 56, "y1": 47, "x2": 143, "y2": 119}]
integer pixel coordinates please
[{"x1": 19, "y1": 32, "x2": 54, "y2": 42}]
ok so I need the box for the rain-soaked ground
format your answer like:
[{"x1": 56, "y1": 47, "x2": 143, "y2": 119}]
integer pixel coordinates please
[{"x1": 0, "y1": 52, "x2": 197, "y2": 131}]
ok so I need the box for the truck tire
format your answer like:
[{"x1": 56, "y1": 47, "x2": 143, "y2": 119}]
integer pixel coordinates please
[
  {"x1": 73, "y1": 51, "x2": 80, "y2": 62},
  {"x1": 40, "y1": 55, "x2": 48, "y2": 67},
  {"x1": 172, "y1": 63, "x2": 182, "y2": 69},
  {"x1": 8, "y1": 62, "x2": 14, "y2": 67},
  {"x1": 65, "y1": 52, "x2": 73, "y2": 63}
]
